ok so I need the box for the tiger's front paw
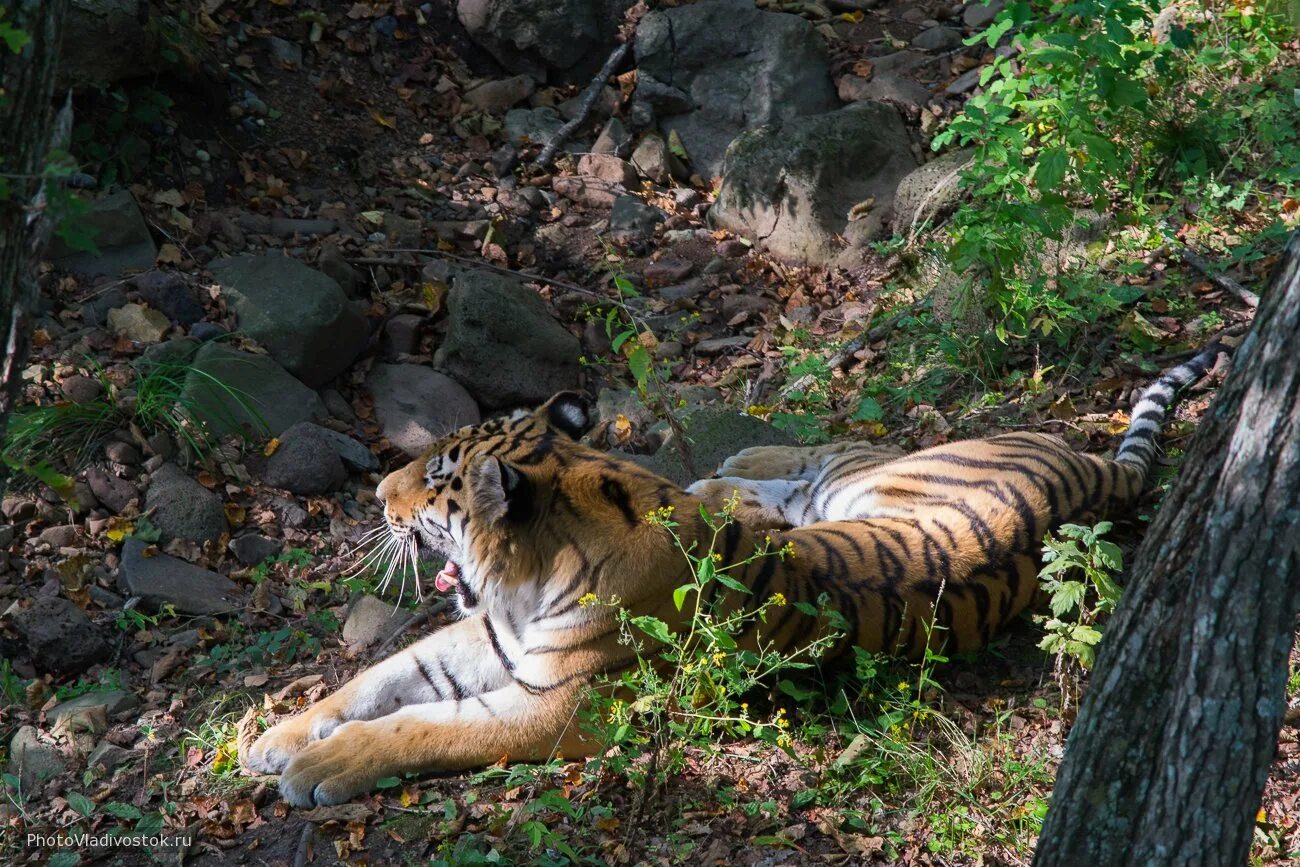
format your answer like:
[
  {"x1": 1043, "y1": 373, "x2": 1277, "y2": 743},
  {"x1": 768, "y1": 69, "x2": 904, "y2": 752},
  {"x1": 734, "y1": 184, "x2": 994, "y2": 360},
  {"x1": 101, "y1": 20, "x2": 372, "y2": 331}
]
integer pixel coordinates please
[
  {"x1": 279, "y1": 722, "x2": 391, "y2": 808},
  {"x1": 244, "y1": 710, "x2": 345, "y2": 775}
]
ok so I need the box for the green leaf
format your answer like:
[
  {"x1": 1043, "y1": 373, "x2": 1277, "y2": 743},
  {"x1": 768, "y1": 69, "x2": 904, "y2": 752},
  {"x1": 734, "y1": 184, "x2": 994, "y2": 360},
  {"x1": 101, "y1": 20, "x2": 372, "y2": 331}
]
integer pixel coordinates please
[
  {"x1": 375, "y1": 776, "x2": 402, "y2": 789},
  {"x1": 67, "y1": 792, "x2": 95, "y2": 817},
  {"x1": 0, "y1": 22, "x2": 31, "y2": 54},
  {"x1": 627, "y1": 345, "x2": 651, "y2": 389},
  {"x1": 1036, "y1": 147, "x2": 1068, "y2": 191},
  {"x1": 778, "y1": 679, "x2": 817, "y2": 701},
  {"x1": 102, "y1": 802, "x2": 142, "y2": 820},
  {"x1": 632, "y1": 616, "x2": 674, "y2": 644},
  {"x1": 852, "y1": 396, "x2": 884, "y2": 422},
  {"x1": 672, "y1": 583, "x2": 692, "y2": 612}
]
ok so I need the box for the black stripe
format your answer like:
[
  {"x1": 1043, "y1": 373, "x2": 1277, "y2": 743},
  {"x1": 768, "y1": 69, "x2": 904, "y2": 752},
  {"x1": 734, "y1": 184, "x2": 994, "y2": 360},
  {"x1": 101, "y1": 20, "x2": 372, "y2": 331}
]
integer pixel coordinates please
[
  {"x1": 414, "y1": 654, "x2": 443, "y2": 700},
  {"x1": 439, "y1": 659, "x2": 467, "y2": 700},
  {"x1": 599, "y1": 476, "x2": 639, "y2": 526},
  {"x1": 484, "y1": 617, "x2": 516, "y2": 673}
]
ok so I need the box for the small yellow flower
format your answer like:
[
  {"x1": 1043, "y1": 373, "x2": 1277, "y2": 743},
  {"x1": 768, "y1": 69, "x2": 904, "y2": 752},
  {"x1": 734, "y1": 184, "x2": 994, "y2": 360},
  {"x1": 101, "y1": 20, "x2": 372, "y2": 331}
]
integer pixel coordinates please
[
  {"x1": 712, "y1": 552, "x2": 722, "y2": 562},
  {"x1": 897, "y1": 681, "x2": 909, "y2": 692},
  {"x1": 769, "y1": 592, "x2": 787, "y2": 607},
  {"x1": 578, "y1": 593, "x2": 600, "y2": 608}
]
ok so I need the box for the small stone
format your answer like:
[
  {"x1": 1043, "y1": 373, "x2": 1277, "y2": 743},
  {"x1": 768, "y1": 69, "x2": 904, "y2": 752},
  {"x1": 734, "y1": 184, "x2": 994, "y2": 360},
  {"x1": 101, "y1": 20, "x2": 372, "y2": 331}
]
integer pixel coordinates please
[
  {"x1": 47, "y1": 690, "x2": 140, "y2": 725},
  {"x1": 609, "y1": 195, "x2": 665, "y2": 243},
  {"x1": 144, "y1": 464, "x2": 226, "y2": 543},
  {"x1": 3, "y1": 496, "x2": 36, "y2": 520},
  {"x1": 576, "y1": 153, "x2": 639, "y2": 188},
  {"x1": 61, "y1": 374, "x2": 104, "y2": 404},
  {"x1": 267, "y1": 35, "x2": 303, "y2": 68},
  {"x1": 504, "y1": 106, "x2": 566, "y2": 148},
  {"x1": 694, "y1": 335, "x2": 750, "y2": 356},
  {"x1": 145, "y1": 431, "x2": 175, "y2": 459},
  {"x1": 262, "y1": 423, "x2": 348, "y2": 495},
  {"x1": 87, "y1": 742, "x2": 135, "y2": 773},
  {"x1": 38, "y1": 525, "x2": 79, "y2": 547},
  {"x1": 631, "y1": 133, "x2": 673, "y2": 185},
  {"x1": 190, "y1": 322, "x2": 227, "y2": 342},
  {"x1": 672, "y1": 188, "x2": 702, "y2": 209},
  {"x1": 118, "y1": 537, "x2": 242, "y2": 615},
  {"x1": 644, "y1": 258, "x2": 693, "y2": 287},
  {"x1": 342, "y1": 595, "x2": 408, "y2": 648},
  {"x1": 382, "y1": 314, "x2": 424, "y2": 360},
  {"x1": 659, "y1": 278, "x2": 708, "y2": 302},
  {"x1": 11, "y1": 596, "x2": 111, "y2": 676},
  {"x1": 913, "y1": 26, "x2": 963, "y2": 51},
  {"x1": 963, "y1": 0, "x2": 1005, "y2": 29},
  {"x1": 717, "y1": 239, "x2": 750, "y2": 258},
  {"x1": 85, "y1": 467, "x2": 135, "y2": 514},
  {"x1": 105, "y1": 441, "x2": 142, "y2": 465},
  {"x1": 463, "y1": 74, "x2": 536, "y2": 114},
  {"x1": 229, "y1": 534, "x2": 284, "y2": 566},
  {"x1": 107, "y1": 303, "x2": 171, "y2": 344},
  {"x1": 133, "y1": 272, "x2": 205, "y2": 327},
  {"x1": 592, "y1": 117, "x2": 631, "y2": 156}
]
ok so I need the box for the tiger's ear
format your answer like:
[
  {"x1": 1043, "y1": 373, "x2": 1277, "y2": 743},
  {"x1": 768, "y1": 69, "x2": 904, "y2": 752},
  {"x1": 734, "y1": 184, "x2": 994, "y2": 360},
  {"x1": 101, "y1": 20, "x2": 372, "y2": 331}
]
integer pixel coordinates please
[
  {"x1": 469, "y1": 456, "x2": 530, "y2": 525},
  {"x1": 539, "y1": 391, "x2": 593, "y2": 440}
]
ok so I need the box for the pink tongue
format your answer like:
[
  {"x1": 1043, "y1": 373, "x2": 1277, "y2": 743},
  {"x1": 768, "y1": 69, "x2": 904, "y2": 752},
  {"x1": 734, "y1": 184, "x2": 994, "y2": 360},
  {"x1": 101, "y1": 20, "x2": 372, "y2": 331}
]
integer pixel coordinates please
[{"x1": 435, "y1": 560, "x2": 460, "y2": 593}]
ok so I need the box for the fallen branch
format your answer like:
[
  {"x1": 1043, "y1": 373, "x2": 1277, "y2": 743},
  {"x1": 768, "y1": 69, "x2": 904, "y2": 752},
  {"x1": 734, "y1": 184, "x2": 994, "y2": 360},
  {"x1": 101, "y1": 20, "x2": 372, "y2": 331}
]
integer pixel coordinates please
[
  {"x1": 828, "y1": 297, "x2": 932, "y2": 370},
  {"x1": 350, "y1": 248, "x2": 606, "y2": 299},
  {"x1": 1173, "y1": 242, "x2": 1260, "y2": 308},
  {"x1": 534, "y1": 41, "x2": 631, "y2": 168}
]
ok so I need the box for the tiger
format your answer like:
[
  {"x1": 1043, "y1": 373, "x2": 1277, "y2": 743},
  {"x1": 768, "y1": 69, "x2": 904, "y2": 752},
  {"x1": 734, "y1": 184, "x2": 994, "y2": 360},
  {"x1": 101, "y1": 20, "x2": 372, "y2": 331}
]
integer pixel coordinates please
[{"x1": 244, "y1": 342, "x2": 1225, "y2": 807}]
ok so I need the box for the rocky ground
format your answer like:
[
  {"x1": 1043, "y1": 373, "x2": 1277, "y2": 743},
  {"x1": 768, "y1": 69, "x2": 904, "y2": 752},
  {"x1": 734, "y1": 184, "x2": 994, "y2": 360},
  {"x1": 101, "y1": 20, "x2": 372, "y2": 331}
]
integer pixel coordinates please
[{"x1": 2, "y1": 0, "x2": 1298, "y2": 864}]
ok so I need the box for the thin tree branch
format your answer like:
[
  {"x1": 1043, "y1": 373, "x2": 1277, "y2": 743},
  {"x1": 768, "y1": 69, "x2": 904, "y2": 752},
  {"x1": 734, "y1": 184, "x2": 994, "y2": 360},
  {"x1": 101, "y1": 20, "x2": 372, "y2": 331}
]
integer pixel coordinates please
[
  {"x1": 352, "y1": 248, "x2": 606, "y2": 299},
  {"x1": 534, "y1": 41, "x2": 632, "y2": 169}
]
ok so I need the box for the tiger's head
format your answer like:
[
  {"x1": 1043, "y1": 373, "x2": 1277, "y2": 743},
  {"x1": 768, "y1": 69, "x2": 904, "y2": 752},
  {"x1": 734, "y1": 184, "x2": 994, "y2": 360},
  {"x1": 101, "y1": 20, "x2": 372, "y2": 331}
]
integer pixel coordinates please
[{"x1": 373, "y1": 392, "x2": 598, "y2": 615}]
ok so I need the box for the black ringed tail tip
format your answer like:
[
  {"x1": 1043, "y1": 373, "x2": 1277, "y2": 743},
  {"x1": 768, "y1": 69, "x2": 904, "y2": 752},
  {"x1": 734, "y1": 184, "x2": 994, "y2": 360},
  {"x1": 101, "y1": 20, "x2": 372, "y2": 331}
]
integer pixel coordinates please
[{"x1": 1114, "y1": 340, "x2": 1230, "y2": 474}]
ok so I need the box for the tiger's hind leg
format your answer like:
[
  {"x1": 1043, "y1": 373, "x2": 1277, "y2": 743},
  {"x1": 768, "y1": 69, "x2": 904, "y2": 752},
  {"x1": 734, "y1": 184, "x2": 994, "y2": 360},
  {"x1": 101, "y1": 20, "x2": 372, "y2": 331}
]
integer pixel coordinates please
[
  {"x1": 686, "y1": 477, "x2": 814, "y2": 529},
  {"x1": 715, "y1": 442, "x2": 904, "y2": 482}
]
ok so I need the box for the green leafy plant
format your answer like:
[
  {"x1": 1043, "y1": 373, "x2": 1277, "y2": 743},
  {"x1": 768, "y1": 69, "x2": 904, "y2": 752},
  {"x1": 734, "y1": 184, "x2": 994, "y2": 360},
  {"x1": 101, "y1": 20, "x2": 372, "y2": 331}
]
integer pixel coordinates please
[
  {"x1": 932, "y1": 0, "x2": 1300, "y2": 353},
  {"x1": 1037, "y1": 521, "x2": 1124, "y2": 677},
  {"x1": 581, "y1": 499, "x2": 839, "y2": 809}
]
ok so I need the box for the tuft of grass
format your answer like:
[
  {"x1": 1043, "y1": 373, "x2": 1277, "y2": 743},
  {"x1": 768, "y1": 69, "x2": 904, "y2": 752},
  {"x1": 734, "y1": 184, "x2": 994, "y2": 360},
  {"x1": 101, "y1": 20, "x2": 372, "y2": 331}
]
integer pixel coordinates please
[{"x1": 2, "y1": 353, "x2": 265, "y2": 492}]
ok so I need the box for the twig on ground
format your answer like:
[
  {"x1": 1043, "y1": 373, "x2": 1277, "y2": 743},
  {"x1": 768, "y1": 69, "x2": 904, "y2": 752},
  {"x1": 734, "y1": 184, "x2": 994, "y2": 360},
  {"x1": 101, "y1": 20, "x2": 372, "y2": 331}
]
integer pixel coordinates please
[
  {"x1": 534, "y1": 41, "x2": 632, "y2": 168},
  {"x1": 292, "y1": 822, "x2": 313, "y2": 867},
  {"x1": 1172, "y1": 242, "x2": 1260, "y2": 308},
  {"x1": 350, "y1": 249, "x2": 606, "y2": 300},
  {"x1": 369, "y1": 596, "x2": 450, "y2": 661},
  {"x1": 828, "y1": 298, "x2": 932, "y2": 370}
]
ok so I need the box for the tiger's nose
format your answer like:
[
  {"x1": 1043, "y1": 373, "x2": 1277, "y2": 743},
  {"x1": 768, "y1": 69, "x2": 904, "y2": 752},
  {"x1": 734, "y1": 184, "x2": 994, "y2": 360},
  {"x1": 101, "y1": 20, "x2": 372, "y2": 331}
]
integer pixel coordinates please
[{"x1": 375, "y1": 476, "x2": 391, "y2": 505}]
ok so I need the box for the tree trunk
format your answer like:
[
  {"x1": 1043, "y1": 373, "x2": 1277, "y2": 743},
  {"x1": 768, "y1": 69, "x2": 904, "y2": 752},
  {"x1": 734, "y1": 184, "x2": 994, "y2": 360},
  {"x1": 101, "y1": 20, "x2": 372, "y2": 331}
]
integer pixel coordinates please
[
  {"x1": 0, "y1": 0, "x2": 69, "y2": 499},
  {"x1": 1034, "y1": 233, "x2": 1300, "y2": 866}
]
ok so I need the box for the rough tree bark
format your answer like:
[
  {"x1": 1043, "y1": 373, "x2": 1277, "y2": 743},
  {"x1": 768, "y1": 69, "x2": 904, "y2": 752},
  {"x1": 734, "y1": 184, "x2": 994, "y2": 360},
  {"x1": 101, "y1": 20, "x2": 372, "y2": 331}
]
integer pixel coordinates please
[
  {"x1": 1034, "y1": 232, "x2": 1300, "y2": 866},
  {"x1": 0, "y1": 0, "x2": 69, "y2": 499}
]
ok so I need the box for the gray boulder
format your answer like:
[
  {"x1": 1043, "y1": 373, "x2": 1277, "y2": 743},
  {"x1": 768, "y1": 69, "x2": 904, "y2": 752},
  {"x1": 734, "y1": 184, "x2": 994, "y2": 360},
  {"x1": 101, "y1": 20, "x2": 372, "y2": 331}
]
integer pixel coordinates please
[
  {"x1": 609, "y1": 195, "x2": 665, "y2": 244},
  {"x1": 210, "y1": 254, "x2": 368, "y2": 387},
  {"x1": 11, "y1": 596, "x2": 111, "y2": 677},
  {"x1": 634, "y1": 0, "x2": 839, "y2": 178},
  {"x1": 342, "y1": 595, "x2": 409, "y2": 648},
  {"x1": 144, "y1": 463, "x2": 226, "y2": 543},
  {"x1": 892, "y1": 148, "x2": 974, "y2": 235},
  {"x1": 8, "y1": 727, "x2": 67, "y2": 791},
  {"x1": 58, "y1": 0, "x2": 162, "y2": 89},
  {"x1": 119, "y1": 538, "x2": 242, "y2": 615},
  {"x1": 48, "y1": 189, "x2": 157, "y2": 276},
  {"x1": 262, "y1": 423, "x2": 348, "y2": 495},
  {"x1": 635, "y1": 406, "x2": 797, "y2": 486},
  {"x1": 433, "y1": 272, "x2": 582, "y2": 410},
  {"x1": 711, "y1": 102, "x2": 918, "y2": 265},
  {"x1": 366, "y1": 364, "x2": 481, "y2": 456},
  {"x1": 85, "y1": 466, "x2": 135, "y2": 514},
  {"x1": 182, "y1": 342, "x2": 326, "y2": 437},
  {"x1": 458, "y1": 0, "x2": 631, "y2": 81},
  {"x1": 912, "y1": 26, "x2": 963, "y2": 51}
]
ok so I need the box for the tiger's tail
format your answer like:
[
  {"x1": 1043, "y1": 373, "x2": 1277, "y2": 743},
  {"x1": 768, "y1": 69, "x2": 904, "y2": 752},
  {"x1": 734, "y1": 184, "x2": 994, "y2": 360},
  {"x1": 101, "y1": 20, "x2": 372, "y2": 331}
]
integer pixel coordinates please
[{"x1": 1114, "y1": 340, "x2": 1228, "y2": 479}]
